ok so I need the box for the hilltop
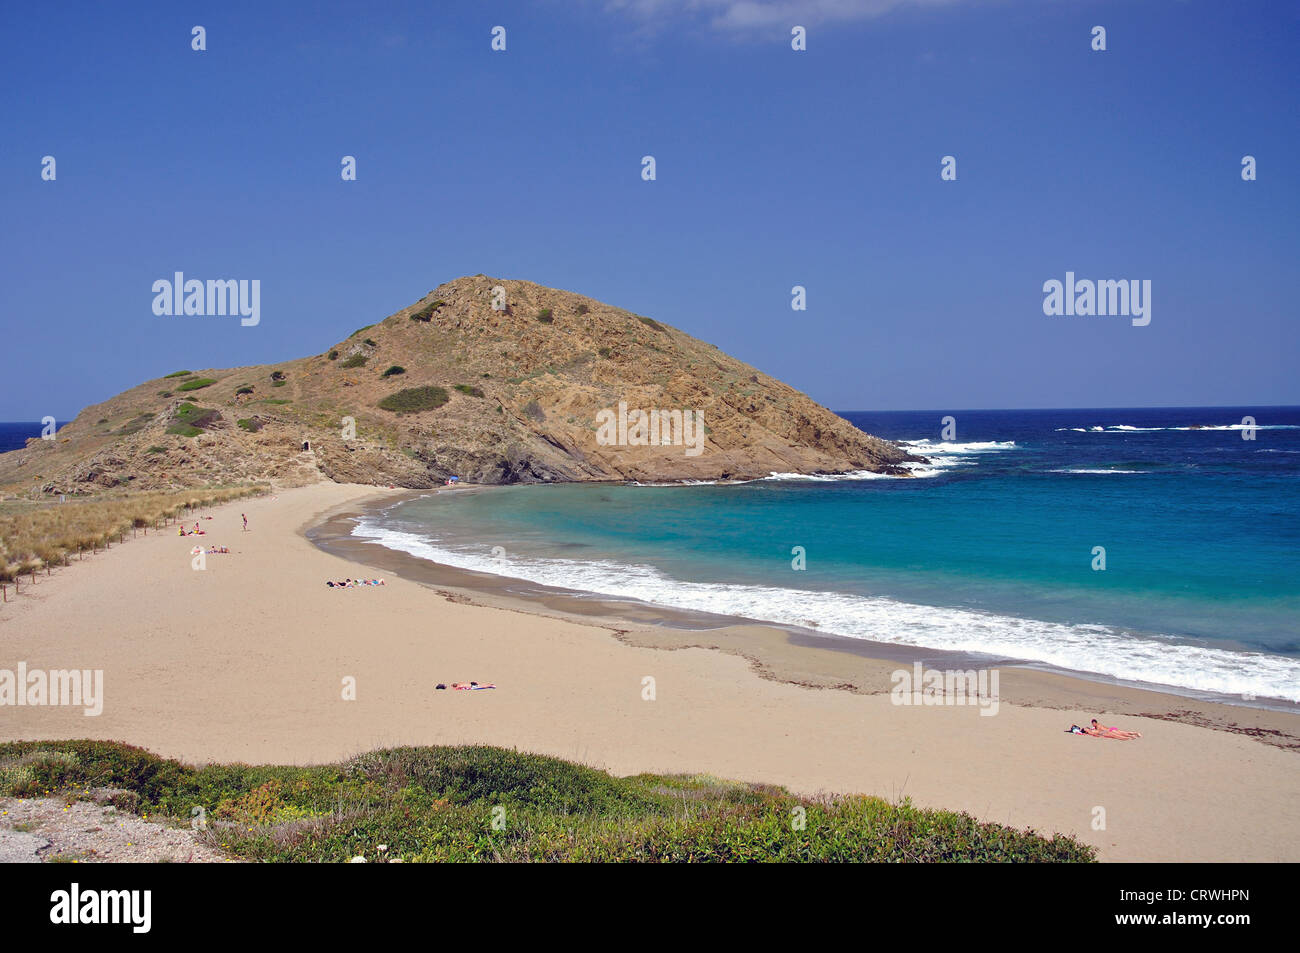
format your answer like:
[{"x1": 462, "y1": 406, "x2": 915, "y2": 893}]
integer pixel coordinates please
[{"x1": 0, "y1": 276, "x2": 918, "y2": 494}]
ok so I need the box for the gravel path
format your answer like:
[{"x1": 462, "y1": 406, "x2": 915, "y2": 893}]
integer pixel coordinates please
[{"x1": 0, "y1": 796, "x2": 234, "y2": 863}]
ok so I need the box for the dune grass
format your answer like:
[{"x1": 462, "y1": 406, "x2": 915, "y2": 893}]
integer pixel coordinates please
[
  {"x1": 0, "y1": 741, "x2": 1095, "y2": 863},
  {"x1": 0, "y1": 484, "x2": 268, "y2": 582}
]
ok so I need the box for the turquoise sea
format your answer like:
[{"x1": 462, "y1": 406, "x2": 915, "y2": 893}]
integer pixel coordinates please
[{"x1": 358, "y1": 408, "x2": 1290, "y2": 703}]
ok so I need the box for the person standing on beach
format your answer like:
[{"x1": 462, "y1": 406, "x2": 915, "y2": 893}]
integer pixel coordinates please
[{"x1": 242, "y1": 513, "x2": 248, "y2": 532}]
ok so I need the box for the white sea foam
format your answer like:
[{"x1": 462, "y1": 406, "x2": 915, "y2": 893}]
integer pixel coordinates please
[
  {"x1": 1047, "y1": 468, "x2": 1145, "y2": 474},
  {"x1": 900, "y1": 439, "x2": 1018, "y2": 451},
  {"x1": 763, "y1": 469, "x2": 909, "y2": 482},
  {"x1": 629, "y1": 479, "x2": 722, "y2": 486},
  {"x1": 352, "y1": 520, "x2": 1300, "y2": 703},
  {"x1": 1056, "y1": 424, "x2": 1300, "y2": 433}
]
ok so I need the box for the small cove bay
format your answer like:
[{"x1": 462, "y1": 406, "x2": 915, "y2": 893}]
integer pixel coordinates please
[{"x1": 354, "y1": 407, "x2": 1300, "y2": 705}]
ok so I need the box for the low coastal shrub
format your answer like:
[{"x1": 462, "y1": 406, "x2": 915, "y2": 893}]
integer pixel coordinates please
[
  {"x1": 236, "y1": 418, "x2": 262, "y2": 432},
  {"x1": 351, "y1": 324, "x2": 375, "y2": 337},
  {"x1": 163, "y1": 370, "x2": 192, "y2": 379},
  {"x1": 328, "y1": 350, "x2": 339, "y2": 360},
  {"x1": 114, "y1": 414, "x2": 153, "y2": 436},
  {"x1": 536, "y1": 308, "x2": 553, "y2": 324},
  {"x1": 378, "y1": 386, "x2": 449, "y2": 413},
  {"x1": 409, "y1": 300, "x2": 446, "y2": 322},
  {"x1": 362, "y1": 339, "x2": 377, "y2": 348},
  {"x1": 576, "y1": 303, "x2": 590, "y2": 315},
  {"x1": 340, "y1": 355, "x2": 368, "y2": 369},
  {"x1": 637, "y1": 315, "x2": 665, "y2": 332},
  {"x1": 176, "y1": 378, "x2": 217, "y2": 392},
  {"x1": 381, "y1": 365, "x2": 406, "y2": 378},
  {"x1": 0, "y1": 741, "x2": 1096, "y2": 863},
  {"x1": 453, "y1": 384, "x2": 484, "y2": 398},
  {"x1": 236, "y1": 386, "x2": 254, "y2": 395}
]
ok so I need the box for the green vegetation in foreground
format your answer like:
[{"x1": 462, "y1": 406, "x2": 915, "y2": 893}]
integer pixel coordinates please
[
  {"x1": 176, "y1": 377, "x2": 217, "y2": 392},
  {"x1": 378, "y1": 385, "x2": 449, "y2": 413},
  {"x1": 0, "y1": 742, "x2": 1095, "y2": 863}
]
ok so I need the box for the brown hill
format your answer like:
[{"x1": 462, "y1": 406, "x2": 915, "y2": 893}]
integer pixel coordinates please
[{"x1": 0, "y1": 276, "x2": 921, "y2": 495}]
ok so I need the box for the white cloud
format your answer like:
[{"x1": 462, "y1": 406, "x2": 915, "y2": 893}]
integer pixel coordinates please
[{"x1": 603, "y1": 0, "x2": 968, "y2": 32}]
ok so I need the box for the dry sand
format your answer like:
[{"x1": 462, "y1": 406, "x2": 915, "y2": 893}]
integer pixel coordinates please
[{"x1": 1, "y1": 482, "x2": 1297, "y2": 862}]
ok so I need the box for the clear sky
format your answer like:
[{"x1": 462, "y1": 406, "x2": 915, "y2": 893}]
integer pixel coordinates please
[{"x1": 2, "y1": 0, "x2": 1296, "y2": 419}]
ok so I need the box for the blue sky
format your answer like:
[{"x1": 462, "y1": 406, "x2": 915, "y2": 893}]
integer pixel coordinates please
[{"x1": 2, "y1": 0, "x2": 1297, "y2": 419}]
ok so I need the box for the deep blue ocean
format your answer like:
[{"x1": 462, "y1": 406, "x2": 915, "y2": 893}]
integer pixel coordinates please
[
  {"x1": 0, "y1": 422, "x2": 43, "y2": 452},
  {"x1": 350, "y1": 407, "x2": 1300, "y2": 704}
]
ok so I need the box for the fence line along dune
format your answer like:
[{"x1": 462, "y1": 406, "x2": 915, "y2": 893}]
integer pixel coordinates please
[{"x1": 0, "y1": 484, "x2": 268, "y2": 584}]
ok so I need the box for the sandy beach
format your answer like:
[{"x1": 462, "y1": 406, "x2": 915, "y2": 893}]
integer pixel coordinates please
[{"x1": 1, "y1": 482, "x2": 1297, "y2": 862}]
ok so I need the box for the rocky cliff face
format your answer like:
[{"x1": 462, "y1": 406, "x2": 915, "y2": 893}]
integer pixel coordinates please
[{"x1": 0, "y1": 276, "x2": 921, "y2": 495}]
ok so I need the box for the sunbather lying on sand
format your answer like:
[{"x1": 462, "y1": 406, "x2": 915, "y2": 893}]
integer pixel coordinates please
[
  {"x1": 1086, "y1": 718, "x2": 1142, "y2": 740},
  {"x1": 451, "y1": 681, "x2": 496, "y2": 690}
]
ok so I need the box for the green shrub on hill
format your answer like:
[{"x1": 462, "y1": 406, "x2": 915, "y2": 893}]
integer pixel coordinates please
[
  {"x1": 409, "y1": 300, "x2": 446, "y2": 322},
  {"x1": 341, "y1": 355, "x2": 368, "y2": 368},
  {"x1": 176, "y1": 378, "x2": 217, "y2": 392},
  {"x1": 378, "y1": 386, "x2": 450, "y2": 413}
]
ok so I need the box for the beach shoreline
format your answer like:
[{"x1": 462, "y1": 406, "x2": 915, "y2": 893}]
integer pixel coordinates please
[
  {"x1": 313, "y1": 486, "x2": 1300, "y2": 739},
  {"x1": 2, "y1": 480, "x2": 1297, "y2": 862}
]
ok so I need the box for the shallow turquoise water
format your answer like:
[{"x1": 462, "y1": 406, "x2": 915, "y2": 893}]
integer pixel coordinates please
[{"x1": 356, "y1": 407, "x2": 1300, "y2": 702}]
